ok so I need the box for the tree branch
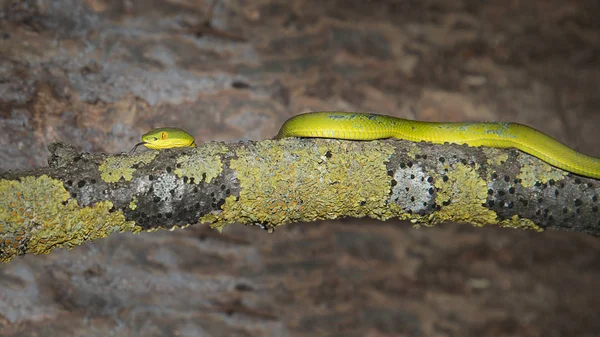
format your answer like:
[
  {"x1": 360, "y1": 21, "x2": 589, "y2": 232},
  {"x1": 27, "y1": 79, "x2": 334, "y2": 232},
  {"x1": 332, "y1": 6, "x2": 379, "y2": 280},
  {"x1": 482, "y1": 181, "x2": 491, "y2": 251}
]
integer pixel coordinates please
[{"x1": 1, "y1": 139, "x2": 598, "y2": 263}]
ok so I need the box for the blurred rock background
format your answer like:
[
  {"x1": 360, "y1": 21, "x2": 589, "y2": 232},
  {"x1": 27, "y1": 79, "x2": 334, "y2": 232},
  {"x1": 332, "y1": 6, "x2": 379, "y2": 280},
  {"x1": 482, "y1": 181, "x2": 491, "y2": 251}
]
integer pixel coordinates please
[{"x1": 0, "y1": 0, "x2": 599, "y2": 336}]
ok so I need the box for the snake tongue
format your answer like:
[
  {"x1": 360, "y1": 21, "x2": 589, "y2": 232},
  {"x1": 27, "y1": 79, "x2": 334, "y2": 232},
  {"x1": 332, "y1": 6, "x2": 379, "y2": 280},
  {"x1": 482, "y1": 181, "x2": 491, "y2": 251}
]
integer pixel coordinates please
[{"x1": 130, "y1": 141, "x2": 147, "y2": 154}]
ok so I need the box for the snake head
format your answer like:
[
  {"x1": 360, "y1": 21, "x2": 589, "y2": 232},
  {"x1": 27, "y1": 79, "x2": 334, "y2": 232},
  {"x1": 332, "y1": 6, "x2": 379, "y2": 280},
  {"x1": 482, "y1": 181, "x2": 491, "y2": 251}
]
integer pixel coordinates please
[
  {"x1": 131, "y1": 127, "x2": 196, "y2": 152},
  {"x1": 141, "y1": 131, "x2": 166, "y2": 147}
]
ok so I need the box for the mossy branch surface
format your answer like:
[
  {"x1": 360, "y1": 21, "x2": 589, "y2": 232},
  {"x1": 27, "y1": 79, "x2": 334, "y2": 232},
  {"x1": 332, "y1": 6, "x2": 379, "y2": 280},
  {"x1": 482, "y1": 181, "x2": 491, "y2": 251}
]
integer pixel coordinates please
[{"x1": 0, "y1": 139, "x2": 598, "y2": 263}]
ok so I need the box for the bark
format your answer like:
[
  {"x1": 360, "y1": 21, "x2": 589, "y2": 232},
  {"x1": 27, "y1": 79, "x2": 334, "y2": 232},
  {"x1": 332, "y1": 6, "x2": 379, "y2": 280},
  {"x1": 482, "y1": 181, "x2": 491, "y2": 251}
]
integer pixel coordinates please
[{"x1": 1, "y1": 139, "x2": 598, "y2": 263}]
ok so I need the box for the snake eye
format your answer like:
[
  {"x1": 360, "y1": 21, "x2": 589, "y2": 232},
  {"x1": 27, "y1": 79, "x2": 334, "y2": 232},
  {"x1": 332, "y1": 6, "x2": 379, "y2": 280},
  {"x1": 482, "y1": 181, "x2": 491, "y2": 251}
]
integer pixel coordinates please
[{"x1": 160, "y1": 132, "x2": 168, "y2": 140}]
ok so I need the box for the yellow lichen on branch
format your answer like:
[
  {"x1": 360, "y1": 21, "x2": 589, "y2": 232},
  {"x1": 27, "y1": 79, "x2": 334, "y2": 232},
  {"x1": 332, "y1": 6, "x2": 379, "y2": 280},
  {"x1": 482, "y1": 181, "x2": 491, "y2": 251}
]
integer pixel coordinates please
[
  {"x1": 0, "y1": 175, "x2": 141, "y2": 263},
  {"x1": 201, "y1": 139, "x2": 413, "y2": 231},
  {"x1": 99, "y1": 151, "x2": 158, "y2": 183},
  {"x1": 0, "y1": 138, "x2": 594, "y2": 263}
]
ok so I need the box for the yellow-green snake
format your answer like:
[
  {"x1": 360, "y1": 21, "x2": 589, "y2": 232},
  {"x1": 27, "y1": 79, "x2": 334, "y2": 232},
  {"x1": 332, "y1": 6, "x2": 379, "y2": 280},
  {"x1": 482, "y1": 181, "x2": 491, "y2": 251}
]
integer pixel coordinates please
[
  {"x1": 132, "y1": 127, "x2": 196, "y2": 152},
  {"x1": 136, "y1": 112, "x2": 600, "y2": 179}
]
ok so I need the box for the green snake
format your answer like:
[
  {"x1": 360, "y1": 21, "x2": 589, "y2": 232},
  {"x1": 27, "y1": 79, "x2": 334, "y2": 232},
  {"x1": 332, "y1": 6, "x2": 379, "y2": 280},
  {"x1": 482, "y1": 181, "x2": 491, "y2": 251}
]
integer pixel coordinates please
[{"x1": 137, "y1": 111, "x2": 600, "y2": 179}]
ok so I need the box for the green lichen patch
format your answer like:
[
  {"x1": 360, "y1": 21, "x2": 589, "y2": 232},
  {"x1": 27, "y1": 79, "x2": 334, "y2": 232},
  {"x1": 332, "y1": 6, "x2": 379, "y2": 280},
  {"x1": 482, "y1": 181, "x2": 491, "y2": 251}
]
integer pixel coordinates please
[
  {"x1": 516, "y1": 155, "x2": 567, "y2": 188},
  {"x1": 174, "y1": 142, "x2": 229, "y2": 184},
  {"x1": 0, "y1": 175, "x2": 141, "y2": 263},
  {"x1": 129, "y1": 196, "x2": 138, "y2": 210},
  {"x1": 482, "y1": 148, "x2": 508, "y2": 167},
  {"x1": 498, "y1": 214, "x2": 542, "y2": 232},
  {"x1": 431, "y1": 163, "x2": 498, "y2": 226},
  {"x1": 201, "y1": 139, "x2": 406, "y2": 231},
  {"x1": 99, "y1": 151, "x2": 158, "y2": 183},
  {"x1": 406, "y1": 143, "x2": 421, "y2": 160}
]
